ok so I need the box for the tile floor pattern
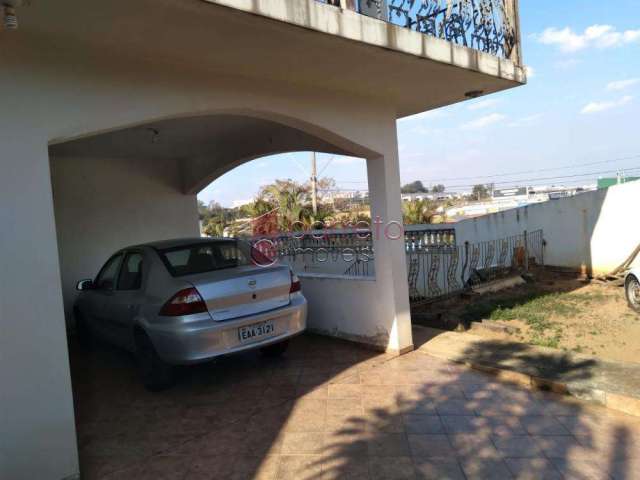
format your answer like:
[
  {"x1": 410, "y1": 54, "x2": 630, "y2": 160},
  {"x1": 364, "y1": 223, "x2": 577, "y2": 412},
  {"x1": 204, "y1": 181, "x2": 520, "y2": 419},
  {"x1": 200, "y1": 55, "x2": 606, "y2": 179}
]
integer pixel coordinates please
[{"x1": 72, "y1": 334, "x2": 640, "y2": 479}]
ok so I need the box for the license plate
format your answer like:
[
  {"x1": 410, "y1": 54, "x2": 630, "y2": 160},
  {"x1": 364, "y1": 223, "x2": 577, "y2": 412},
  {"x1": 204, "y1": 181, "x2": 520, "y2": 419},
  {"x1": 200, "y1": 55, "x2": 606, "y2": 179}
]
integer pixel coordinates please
[{"x1": 238, "y1": 320, "x2": 275, "y2": 343}]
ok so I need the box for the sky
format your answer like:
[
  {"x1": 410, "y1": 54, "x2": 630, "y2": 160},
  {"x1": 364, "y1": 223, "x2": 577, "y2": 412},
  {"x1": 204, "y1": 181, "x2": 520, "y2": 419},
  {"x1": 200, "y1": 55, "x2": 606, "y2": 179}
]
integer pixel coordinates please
[{"x1": 199, "y1": 1, "x2": 640, "y2": 207}]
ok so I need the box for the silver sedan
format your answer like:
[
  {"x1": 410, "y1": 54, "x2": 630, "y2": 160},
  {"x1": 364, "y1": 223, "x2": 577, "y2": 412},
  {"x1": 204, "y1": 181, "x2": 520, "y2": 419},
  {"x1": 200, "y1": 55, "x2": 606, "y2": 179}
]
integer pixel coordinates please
[{"x1": 74, "y1": 238, "x2": 307, "y2": 390}]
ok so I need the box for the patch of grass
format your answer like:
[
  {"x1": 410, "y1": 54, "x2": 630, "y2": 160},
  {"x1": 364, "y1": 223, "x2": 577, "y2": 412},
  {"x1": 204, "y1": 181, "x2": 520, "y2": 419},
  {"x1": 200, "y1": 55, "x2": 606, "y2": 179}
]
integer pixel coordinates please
[
  {"x1": 565, "y1": 292, "x2": 612, "y2": 304},
  {"x1": 462, "y1": 291, "x2": 580, "y2": 332},
  {"x1": 530, "y1": 329, "x2": 562, "y2": 349},
  {"x1": 460, "y1": 289, "x2": 599, "y2": 350}
]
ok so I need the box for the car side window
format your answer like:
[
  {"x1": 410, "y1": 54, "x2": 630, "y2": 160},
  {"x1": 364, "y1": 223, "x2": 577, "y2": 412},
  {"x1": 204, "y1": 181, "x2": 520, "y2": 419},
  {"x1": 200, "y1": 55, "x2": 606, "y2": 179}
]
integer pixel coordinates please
[
  {"x1": 117, "y1": 252, "x2": 144, "y2": 291},
  {"x1": 94, "y1": 254, "x2": 123, "y2": 290}
]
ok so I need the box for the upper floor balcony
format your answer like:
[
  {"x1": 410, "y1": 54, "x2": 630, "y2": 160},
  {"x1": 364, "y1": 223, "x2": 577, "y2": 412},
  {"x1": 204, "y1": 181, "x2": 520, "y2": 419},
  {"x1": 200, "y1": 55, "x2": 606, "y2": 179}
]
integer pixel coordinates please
[
  {"x1": 316, "y1": 0, "x2": 522, "y2": 63},
  {"x1": 7, "y1": 0, "x2": 526, "y2": 118},
  {"x1": 204, "y1": 0, "x2": 526, "y2": 116}
]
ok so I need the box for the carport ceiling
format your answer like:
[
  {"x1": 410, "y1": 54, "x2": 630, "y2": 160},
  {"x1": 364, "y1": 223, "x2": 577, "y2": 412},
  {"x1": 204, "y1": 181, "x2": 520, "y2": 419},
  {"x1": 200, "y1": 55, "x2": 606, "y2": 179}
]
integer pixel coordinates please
[{"x1": 49, "y1": 115, "x2": 344, "y2": 161}]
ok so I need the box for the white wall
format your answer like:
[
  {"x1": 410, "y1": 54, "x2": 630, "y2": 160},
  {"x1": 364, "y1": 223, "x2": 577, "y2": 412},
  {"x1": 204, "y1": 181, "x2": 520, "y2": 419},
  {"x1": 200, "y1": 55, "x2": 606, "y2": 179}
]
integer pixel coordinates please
[
  {"x1": 448, "y1": 181, "x2": 640, "y2": 275},
  {"x1": 299, "y1": 275, "x2": 391, "y2": 346},
  {"x1": 50, "y1": 156, "x2": 200, "y2": 323}
]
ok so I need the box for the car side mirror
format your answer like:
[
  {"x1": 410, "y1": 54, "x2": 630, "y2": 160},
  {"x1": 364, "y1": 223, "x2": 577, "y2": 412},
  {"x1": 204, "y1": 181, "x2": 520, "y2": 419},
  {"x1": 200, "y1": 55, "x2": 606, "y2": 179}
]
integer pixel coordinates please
[{"x1": 76, "y1": 279, "x2": 95, "y2": 291}]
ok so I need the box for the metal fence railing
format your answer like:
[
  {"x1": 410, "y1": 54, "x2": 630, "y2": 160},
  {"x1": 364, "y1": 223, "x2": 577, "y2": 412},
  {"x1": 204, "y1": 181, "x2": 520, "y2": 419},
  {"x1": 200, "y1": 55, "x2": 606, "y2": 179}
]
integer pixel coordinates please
[
  {"x1": 250, "y1": 227, "x2": 455, "y2": 259},
  {"x1": 408, "y1": 229, "x2": 544, "y2": 305},
  {"x1": 314, "y1": 0, "x2": 522, "y2": 63},
  {"x1": 250, "y1": 227, "x2": 543, "y2": 305}
]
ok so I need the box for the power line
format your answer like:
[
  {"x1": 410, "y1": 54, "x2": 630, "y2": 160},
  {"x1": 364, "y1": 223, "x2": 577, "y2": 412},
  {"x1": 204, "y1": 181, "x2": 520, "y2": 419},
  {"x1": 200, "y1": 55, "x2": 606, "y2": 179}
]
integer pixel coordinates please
[
  {"x1": 317, "y1": 155, "x2": 336, "y2": 176},
  {"x1": 336, "y1": 160, "x2": 640, "y2": 188},
  {"x1": 442, "y1": 166, "x2": 640, "y2": 190},
  {"x1": 327, "y1": 166, "x2": 640, "y2": 192},
  {"x1": 422, "y1": 154, "x2": 640, "y2": 182},
  {"x1": 331, "y1": 154, "x2": 640, "y2": 186}
]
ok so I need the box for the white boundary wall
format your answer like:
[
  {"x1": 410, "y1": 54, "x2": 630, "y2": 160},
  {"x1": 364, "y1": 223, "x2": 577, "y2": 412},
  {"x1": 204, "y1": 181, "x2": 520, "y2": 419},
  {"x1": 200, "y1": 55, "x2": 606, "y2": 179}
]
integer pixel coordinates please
[{"x1": 427, "y1": 181, "x2": 640, "y2": 276}]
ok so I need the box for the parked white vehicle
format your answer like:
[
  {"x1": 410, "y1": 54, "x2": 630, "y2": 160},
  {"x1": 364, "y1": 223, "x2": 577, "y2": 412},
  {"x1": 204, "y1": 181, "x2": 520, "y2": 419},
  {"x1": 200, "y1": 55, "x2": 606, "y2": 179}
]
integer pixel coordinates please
[{"x1": 625, "y1": 268, "x2": 640, "y2": 313}]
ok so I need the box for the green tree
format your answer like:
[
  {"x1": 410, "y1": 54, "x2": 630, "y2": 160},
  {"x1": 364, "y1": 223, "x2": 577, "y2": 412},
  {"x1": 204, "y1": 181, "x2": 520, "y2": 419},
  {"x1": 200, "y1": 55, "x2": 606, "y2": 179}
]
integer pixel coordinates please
[
  {"x1": 239, "y1": 198, "x2": 274, "y2": 218},
  {"x1": 258, "y1": 179, "x2": 311, "y2": 230},
  {"x1": 401, "y1": 180, "x2": 427, "y2": 194},
  {"x1": 431, "y1": 184, "x2": 446, "y2": 193},
  {"x1": 198, "y1": 200, "x2": 209, "y2": 221},
  {"x1": 317, "y1": 177, "x2": 337, "y2": 203},
  {"x1": 472, "y1": 184, "x2": 491, "y2": 200},
  {"x1": 402, "y1": 199, "x2": 436, "y2": 225},
  {"x1": 202, "y1": 217, "x2": 226, "y2": 237}
]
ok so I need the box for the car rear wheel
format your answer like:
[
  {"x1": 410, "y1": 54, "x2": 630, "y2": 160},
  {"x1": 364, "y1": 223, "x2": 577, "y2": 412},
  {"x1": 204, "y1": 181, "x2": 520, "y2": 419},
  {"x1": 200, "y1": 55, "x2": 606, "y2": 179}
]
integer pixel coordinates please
[
  {"x1": 626, "y1": 275, "x2": 640, "y2": 313},
  {"x1": 260, "y1": 339, "x2": 289, "y2": 357},
  {"x1": 135, "y1": 331, "x2": 175, "y2": 391}
]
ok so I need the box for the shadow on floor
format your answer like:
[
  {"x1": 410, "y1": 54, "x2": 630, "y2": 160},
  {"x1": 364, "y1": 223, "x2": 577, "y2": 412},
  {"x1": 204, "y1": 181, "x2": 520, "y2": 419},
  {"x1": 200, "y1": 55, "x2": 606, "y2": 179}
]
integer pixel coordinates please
[
  {"x1": 457, "y1": 339, "x2": 598, "y2": 384},
  {"x1": 71, "y1": 332, "x2": 639, "y2": 479}
]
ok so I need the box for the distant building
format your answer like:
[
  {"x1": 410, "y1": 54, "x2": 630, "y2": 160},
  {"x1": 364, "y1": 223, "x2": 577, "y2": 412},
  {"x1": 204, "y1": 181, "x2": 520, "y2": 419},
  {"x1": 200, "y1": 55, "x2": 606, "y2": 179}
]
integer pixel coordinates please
[
  {"x1": 446, "y1": 184, "x2": 597, "y2": 221},
  {"x1": 326, "y1": 190, "x2": 369, "y2": 203},
  {"x1": 492, "y1": 187, "x2": 528, "y2": 199},
  {"x1": 401, "y1": 192, "x2": 433, "y2": 202},
  {"x1": 401, "y1": 191, "x2": 461, "y2": 202}
]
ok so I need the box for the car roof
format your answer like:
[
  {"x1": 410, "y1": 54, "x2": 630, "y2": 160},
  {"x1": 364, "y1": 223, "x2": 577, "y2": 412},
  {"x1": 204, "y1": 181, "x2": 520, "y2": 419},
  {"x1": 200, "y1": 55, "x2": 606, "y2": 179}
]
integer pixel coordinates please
[{"x1": 127, "y1": 237, "x2": 239, "y2": 250}]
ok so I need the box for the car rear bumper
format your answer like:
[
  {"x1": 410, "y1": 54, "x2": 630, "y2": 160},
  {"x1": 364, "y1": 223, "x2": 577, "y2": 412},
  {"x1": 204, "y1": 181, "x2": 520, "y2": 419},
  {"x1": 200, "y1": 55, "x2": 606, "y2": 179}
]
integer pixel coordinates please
[{"x1": 145, "y1": 294, "x2": 307, "y2": 364}]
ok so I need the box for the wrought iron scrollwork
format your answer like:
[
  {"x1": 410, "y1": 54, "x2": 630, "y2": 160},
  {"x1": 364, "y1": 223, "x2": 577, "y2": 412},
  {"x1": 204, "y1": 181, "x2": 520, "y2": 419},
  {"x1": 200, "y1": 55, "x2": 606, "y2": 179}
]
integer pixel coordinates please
[
  {"x1": 388, "y1": 0, "x2": 518, "y2": 59},
  {"x1": 447, "y1": 247, "x2": 460, "y2": 291},
  {"x1": 468, "y1": 244, "x2": 480, "y2": 273},
  {"x1": 483, "y1": 242, "x2": 495, "y2": 271},
  {"x1": 497, "y1": 239, "x2": 509, "y2": 270},
  {"x1": 427, "y1": 253, "x2": 442, "y2": 297},
  {"x1": 407, "y1": 257, "x2": 421, "y2": 300}
]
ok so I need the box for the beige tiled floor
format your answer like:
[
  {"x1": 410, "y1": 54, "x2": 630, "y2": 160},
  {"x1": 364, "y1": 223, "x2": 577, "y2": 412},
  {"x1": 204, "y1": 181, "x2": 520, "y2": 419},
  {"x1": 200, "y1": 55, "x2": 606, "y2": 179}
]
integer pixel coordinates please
[{"x1": 72, "y1": 334, "x2": 640, "y2": 479}]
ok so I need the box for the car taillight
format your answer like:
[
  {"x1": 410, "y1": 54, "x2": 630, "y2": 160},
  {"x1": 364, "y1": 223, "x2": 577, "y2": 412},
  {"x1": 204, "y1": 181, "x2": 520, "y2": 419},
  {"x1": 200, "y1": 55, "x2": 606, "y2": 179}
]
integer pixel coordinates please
[
  {"x1": 159, "y1": 287, "x2": 207, "y2": 316},
  {"x1": 290, "y1": 272, "x2": 301, "y2": 293}
]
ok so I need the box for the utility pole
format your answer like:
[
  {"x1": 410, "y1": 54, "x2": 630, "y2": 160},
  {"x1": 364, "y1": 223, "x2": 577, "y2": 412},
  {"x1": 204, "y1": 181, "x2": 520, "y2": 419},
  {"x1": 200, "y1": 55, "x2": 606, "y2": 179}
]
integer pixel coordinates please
[{"x1": 311, "y1": 152, "x2": 318, "y2": 215}]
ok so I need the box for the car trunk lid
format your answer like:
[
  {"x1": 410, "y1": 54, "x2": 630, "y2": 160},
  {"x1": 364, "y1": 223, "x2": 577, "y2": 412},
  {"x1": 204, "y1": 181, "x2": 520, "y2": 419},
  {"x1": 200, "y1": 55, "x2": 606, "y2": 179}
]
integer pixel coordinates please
[{"x1": 187, "y1": 264, "x2": 291, "y2": 321}]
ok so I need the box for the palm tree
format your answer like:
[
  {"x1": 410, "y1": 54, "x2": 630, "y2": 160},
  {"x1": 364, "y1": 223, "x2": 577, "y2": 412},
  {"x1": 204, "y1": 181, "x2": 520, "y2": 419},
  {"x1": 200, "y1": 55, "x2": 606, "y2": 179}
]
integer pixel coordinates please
[
  {"x1": 261, "y1": 180, "x2": 311, "y2": 231},
  {"x1": 402, "y1": 199, "x2": 435, "y2": 225}
]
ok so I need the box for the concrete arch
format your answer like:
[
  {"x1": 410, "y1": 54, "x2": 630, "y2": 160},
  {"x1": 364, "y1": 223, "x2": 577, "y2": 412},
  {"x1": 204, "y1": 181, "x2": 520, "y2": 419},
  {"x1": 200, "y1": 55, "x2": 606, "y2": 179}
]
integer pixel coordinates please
[
  {"x1": 49, "y1": 108, "x2": 380, "y2": 159},
  {"x1": 49, "y1": 108, "x2": 380, "y2": 194}
]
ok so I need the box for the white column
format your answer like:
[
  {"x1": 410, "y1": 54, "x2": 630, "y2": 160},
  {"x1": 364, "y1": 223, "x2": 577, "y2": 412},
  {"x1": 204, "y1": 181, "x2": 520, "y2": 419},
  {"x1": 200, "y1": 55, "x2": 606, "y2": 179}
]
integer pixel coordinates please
[
  {"x1": 0, "y1": 135, "x2": 79, "y2": 479},
  {"x1": 366, "y1": 124, "x2": 413, "y2": 354}
]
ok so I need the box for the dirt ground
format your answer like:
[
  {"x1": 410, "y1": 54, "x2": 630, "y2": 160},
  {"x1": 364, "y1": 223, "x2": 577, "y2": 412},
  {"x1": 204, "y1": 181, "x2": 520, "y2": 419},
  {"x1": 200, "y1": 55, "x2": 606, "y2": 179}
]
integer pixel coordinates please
[{"x1": 412, "y1": 268, "x2": 640, "y2": 365}]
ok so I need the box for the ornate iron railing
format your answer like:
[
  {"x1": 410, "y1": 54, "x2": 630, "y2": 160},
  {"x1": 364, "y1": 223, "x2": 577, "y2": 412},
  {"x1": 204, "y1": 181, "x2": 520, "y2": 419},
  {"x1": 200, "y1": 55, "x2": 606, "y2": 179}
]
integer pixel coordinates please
[
  {"x1": 407, "y1": 229, "x2": 544, "y2": 305},
  {"x1": 316, "y1": 0, "x2": 520, "y2": 62},
  {"x1": 250, "y1": 227, "x2": 543, "y2": 304},
  {"x1": 344, "y1": 258, "x2": 372, "y2": 276},
  {"x1": 249, "y1": 227, "x2": 456, "y2": 258},
  {"x1": 249, "y1": 227, "x2": 456, "y2": 276},
  {"x1": 389, "y1": 0, "x2": 518, "y2": 60}
]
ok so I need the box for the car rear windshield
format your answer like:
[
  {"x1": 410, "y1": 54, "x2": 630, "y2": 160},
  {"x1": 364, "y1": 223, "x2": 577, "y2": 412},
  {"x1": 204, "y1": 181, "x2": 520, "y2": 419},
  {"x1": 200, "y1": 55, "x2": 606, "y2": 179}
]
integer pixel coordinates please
[{"x1": 158, "y1": 241, "x2": 253, "y2": 277}]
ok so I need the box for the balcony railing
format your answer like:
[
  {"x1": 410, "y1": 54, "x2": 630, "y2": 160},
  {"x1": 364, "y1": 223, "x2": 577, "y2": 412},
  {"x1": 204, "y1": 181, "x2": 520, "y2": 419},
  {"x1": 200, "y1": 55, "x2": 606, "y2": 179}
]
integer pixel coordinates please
[
  {"x1": 316, "y1": 0, "x2": 521, "y2": 63},
  {"x1": 249, "y1": 226, "x2": 457, "y2": 258}
]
